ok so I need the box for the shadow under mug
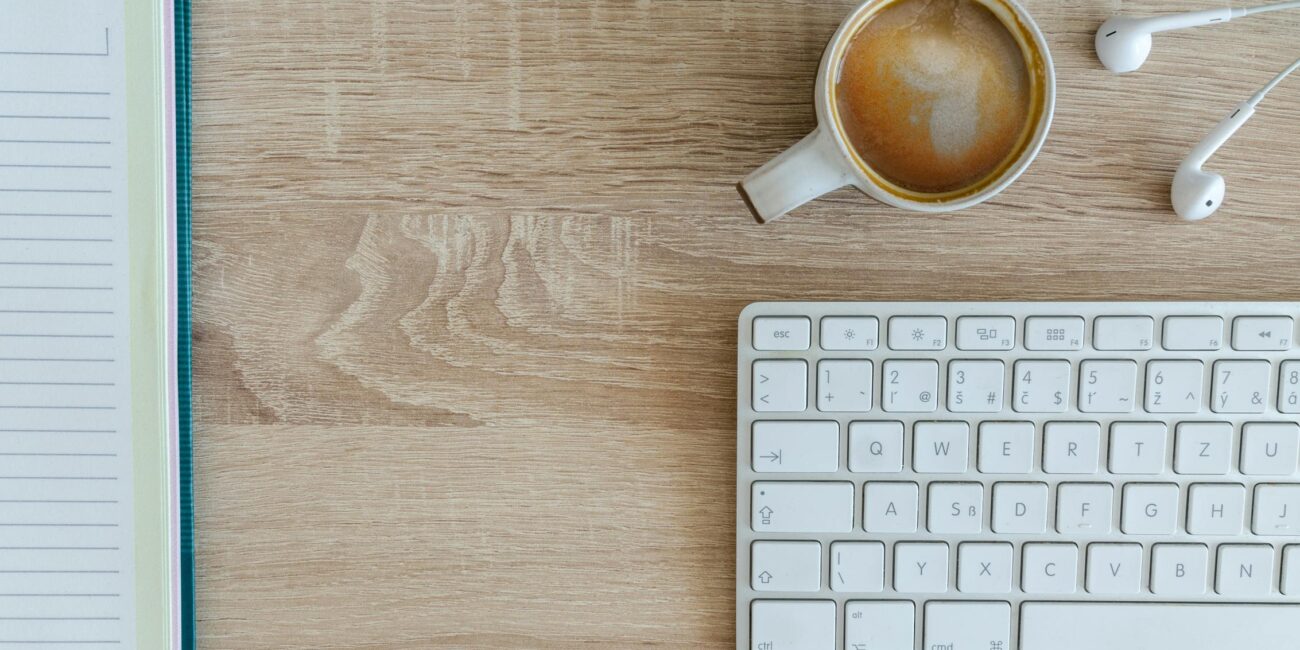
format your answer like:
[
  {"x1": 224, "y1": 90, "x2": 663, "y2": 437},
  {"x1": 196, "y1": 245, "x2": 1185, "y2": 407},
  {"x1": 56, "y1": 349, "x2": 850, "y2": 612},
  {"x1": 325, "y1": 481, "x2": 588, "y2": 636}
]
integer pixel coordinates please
[{"x1": 740, "y1": 0, "x2": 1056, "y2": 223}]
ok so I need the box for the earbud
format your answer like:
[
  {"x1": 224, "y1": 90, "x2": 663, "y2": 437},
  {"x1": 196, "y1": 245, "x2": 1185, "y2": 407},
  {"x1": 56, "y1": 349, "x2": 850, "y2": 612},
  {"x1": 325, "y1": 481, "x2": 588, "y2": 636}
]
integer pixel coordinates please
[
  {"x1": 1095, "y1": 8, "x2": 1237, "y2": 73},
  {"x1": 1172, "y1": 102, "x2": 1255, "y2": 221}
]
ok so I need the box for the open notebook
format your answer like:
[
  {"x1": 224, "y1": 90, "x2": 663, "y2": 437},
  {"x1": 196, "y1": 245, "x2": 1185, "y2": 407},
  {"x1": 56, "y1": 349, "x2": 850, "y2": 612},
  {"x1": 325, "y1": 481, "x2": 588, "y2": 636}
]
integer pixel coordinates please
[{"x1": 0, "y1": 0, "x2": 193, "y2": 647}]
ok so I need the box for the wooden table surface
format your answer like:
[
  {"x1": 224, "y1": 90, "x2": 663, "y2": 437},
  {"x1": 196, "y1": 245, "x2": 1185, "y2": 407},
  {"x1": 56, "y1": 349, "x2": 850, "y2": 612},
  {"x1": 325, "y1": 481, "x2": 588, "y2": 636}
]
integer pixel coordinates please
[{"x1": 190, "y1": 1, "x2": 1300, "y2": 647}]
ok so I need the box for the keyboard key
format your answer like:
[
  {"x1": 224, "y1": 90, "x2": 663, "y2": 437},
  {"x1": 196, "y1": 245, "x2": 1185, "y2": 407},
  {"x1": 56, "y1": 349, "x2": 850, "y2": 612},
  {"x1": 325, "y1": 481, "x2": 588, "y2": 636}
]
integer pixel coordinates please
[
  {"x1": 957, "y1": 542, "x2": 1013, "y2": 593},
  {"x1": 1216, "y1": 545, "x2": 1273, "y2": 596},
  {"x1": 1021, "y1": 603, "x2": 1300, "y2": 650},
  {"x1": 1056, "y1": 483, "x2": 1112, "y2": 534},
  {"x1": 1078, "y1": 360, "x2": 1137, "y2": 413},
  {"x1": 816, "y1": 359, "x2": 872, "y2": 412},
  {"x1": 1109, "y1": 422, "x2": 1167, "y2": 474},
  {"x1": 978, "y1": 421, "x2": 1034, "y2": 474},
  {"x1": 1212, "y1": 360, "x2": 1271, "y2": 413},
  {"x1": 1252, "y1": 484, "x2": 1300, "y2": 535},
  {"x1": 830, "y1": 541, "x2": 884, "y2": 593},
  {"x1": 1240, "y1": 422, "x2": 1300, "y2": 475},
  {"x1": 753, "y1": 316, "x2": 810, "y2": 351},
  {"x1": 923, "y1": 601, "x2": 1010, "y2": 650},
  {"x1": 1232, "y1": 315, "x2": 1294, "y2": 351},
  {"x1": 947, "y1": 360, "x2": 1004, "y2": 413},
  {"x1": 1026, "y1": 316, "x2": 1085, "y2": 350},
  {"x1": 894, "y1": 542, "x2": 948, "y2": 593},
  {"x1": 881, "y1": 360, "x2": 939, "y2": 412},
  {"x1": 1283, "y1": 546, "x2": 1300, "y2": 595},
  {"x1": 1013, "y1": 360, "x2": 1070, "y2": 413},
  {"x1": 751, "y1": 541, "x2": 821, "y2": 592},
  {"x1": 1145, "y1": 360, "x2": 1204, "y2": 413},
  {"x1": 1085, "y1": 543, "x2": 1142, "y2": 594},
  {"x1": 751, "y1": 482, "x2": 853, "y2": 533},
  {"x1": 1163, "y1": 316, "x2": 1224, "y2": 350},
  {"x1": 1282, "y1": 360, "x2": 1300, "y2": 413},
  {"x1": 955, "y1": 316, "x2": 1015, "y2": 351},
  {"x1": 1022, "y1": 543, "x2": 1078, "y2": 593},
  {"x1": 1122, "y1": 483, "x2": 1179, "y2": 534},
  {"x1": 751, "y1": 421, "x2": 838, "y2": 473},
  {"x1": 864, "y1": 482, "x2": 919, "y2": 533},
  {"x1": 927, "y1": 482, "x2": 983, "y2": 534},
  {"x1": 848, "y1": 421, "x2": 904, "y2": 473},
  {"x1": 1043, "y1": 422, "x2": 1101, "y2": 474},
  {"x1": 750, "y1": 600, "x2": 834, "y2": 650},
  {"x1": 752, "y1": 360, "x2": 807, "y2": 412},
  {"x1": 845, "y1": 601, "x2": 913, "y2": 650},
  {"x1": 913, "y1": 421, "x2": 969, "y2": 473},
  {"x1": 888, "y1": 316, "x2": 947, "y2": 351},
  {"x1": 819, "y1": 316, "x2": 878, "y2": 351},
  {"x1": 1151, "y1": 543, "x2": 1209, "y2": 595},
  {"x1": 1175, "y1": 422, "x2": 1233, "y2": 475},
  {"x1": 1093, "y1": 316, "x2": 1154, "y2": 351},
  {"x1": 992, "y1": 482, "x2": 1048, "y2": 534},
  {"x1": 1187, "y1": 483, "x2": 1245, "y2": 535}
]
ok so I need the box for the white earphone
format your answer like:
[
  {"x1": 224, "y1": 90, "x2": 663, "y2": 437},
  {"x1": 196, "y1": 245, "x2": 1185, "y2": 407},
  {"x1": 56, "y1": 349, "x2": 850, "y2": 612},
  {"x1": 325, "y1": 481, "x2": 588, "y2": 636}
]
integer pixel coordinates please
[{"x1": 1094, "y1": 3, "x2": 1300, "y2": 221}]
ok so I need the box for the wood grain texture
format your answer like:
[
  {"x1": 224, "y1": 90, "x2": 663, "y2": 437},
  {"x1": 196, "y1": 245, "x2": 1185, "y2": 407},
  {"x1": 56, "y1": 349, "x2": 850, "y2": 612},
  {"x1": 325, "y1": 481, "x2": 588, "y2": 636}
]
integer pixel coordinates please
[{"x1": 190, "y1": 1, "x2": 1300, "y2": 647}]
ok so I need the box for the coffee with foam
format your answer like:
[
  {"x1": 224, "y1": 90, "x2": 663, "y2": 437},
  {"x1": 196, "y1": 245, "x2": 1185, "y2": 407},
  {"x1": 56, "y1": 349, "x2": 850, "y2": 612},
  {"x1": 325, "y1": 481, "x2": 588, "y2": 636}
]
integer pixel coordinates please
[{"x1": 834, "y1": 0, "x2": 1035, "y2": 195}]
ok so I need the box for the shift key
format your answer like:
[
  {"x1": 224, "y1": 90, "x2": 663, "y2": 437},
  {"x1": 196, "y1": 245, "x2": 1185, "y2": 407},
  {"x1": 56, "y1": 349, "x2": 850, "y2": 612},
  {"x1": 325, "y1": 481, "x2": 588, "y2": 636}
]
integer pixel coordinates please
[{"x1": 752, "y1": 482, "x2": 853, "y2": 533}]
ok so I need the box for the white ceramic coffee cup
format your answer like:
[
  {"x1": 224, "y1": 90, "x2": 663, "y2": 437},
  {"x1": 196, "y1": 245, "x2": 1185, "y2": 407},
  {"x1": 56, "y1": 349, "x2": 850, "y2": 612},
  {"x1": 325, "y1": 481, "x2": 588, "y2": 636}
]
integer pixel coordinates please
[{"x1": 740, "y1": 0, "x2": 1056, "y2": 223}]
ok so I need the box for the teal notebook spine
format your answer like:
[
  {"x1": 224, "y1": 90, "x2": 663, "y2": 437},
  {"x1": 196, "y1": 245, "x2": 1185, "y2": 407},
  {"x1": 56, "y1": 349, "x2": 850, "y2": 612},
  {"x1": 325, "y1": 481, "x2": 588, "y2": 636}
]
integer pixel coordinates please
[{"x1": 174, "y1": 0, "x2": 195, "y2": 647}]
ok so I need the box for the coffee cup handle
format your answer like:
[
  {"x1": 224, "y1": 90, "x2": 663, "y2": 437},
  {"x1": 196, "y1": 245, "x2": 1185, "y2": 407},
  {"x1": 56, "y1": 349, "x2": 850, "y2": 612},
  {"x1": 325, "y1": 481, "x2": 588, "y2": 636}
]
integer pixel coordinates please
[{"x1": 740, "y1": 127, "x2": 853, "y2": 223}]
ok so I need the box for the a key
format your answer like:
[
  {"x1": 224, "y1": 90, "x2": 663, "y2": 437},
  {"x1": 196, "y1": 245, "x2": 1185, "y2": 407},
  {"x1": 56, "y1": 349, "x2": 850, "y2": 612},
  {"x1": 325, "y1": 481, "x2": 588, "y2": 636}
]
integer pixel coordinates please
[
  {"x1": 820, "y1": 316, "x2": 878, "y2": 351},
  {"x1": 1078, "y1": 360, "x2": 1137, "y2": 413},
  {"x1": 882, "y1": 360, "x2": 939, "y2": 412},
  {"x1": 957, "y1": 542, "x2": 1013, "y2": 593},
  {"x1": 1283, "y1": 546, "x2": 1300, "y2": 595},
  {"x1": 1187, "y1": 483, "x2": 1245, "y2": 535},
  {"x1": 1241, "y1": 422, "x2": 1300, "y2": 475},
  {"x1": 1212, "y1": 360, "x2": 1271, "y2": 414},
  {"x1": 750, "y1": 600, "x2": 834, "y2": 650},
  {"x1": 1021, "y1": 603, "x2": 1300, "y2": 650},
  {"x1": 1025, "y1": 316, "x2": 1084, "y2": 351},
  {"x1": 1086, "y1": 543, "x2": 1142, "y2": 594},
  {"x1": 830, "y1": 541, "x2": 884, "y2": 593},
  {"x1": 888, "y1": 316, "x2": 946, "y2": 351},
  {"x1": 1056, "y1": 483, "x2": 1113, "y2": 534},
  {"x1": 1043, "y1": 421, "x2": 1100, "y2": 474},
  {"x1": 1109, "y1": 422, "x2": 1167, "y2": 474},
  {"x1": 1022, "y1": 543, "x2": 1079, "y2": 593},
  {"x1": 1146, "y1": 360, "x2": 1204, "y2": 413},
  {"x1": 913, "y1": 421, "x2": 969, "y2": 473},
  {"x1": 817, "y1": 359, "x2": 872, "y2": 412},
  {"x1": 751, "y1": 421, "x2": 838, "y2": 473},
  {"x1": 894, "y1": 542, "x2": 948, "y2": 593},
  {"x1": 927, "y1": 482, "x2": 983, "y2": 534},
  {"x1": 948, "y1": 359, "x2": 1004, "y2": 413},
  {"x1": 924, "y1": 601, "x2": 1010, "y2": 650},
  {"x1": 848, "y1": 421, "x2": 904, "y2": 473},
  {"x1": 845, "y1": 601, "x2": 913, "y2": 650},
  {"x1": 751, "y1": 482, "x2": 853, "y2": 533},
  {"x1": 752, "y1": 359, "x2": 807, "y2": 412},
  {"x1": 1122, "y1": 483, "x2": 1179, "y2": 534},
  {"x1": 753, "y1": 316, "x2": 811, "y2": 351},
  {"x1": 1093, "y1": 316, "x2": 1154, "y2": 351},
  {"x1": 1252, "y1": 484, "x2": 1300, "y2": 535},
  {"x1": 864, "y1": 482, "x2": 919, "y2": 533},
  {"x1": 1175, "y1": 422, "x2": 1233, "y2": 475},
  {"x1": 955, "y1": 316, "x2": 1015, "y2": 351},
  {"x1": 1282, "y1": 360, "x2": 1300, "y2": 413},
  {"x1": 1151, "y1": 543, "x2": 1209, "y2": 595},
  {"x1": 992, "y1": 482, "x2": 1048, "y2": 534},
  {"x1": 1232, "y1": 316, "x2": 1293, "y2": 351},
  {"x1": 978, "y1": 421, "x2": 1035, "y2": 473},
  {"x1": 751, "y1": 541, "x2": 821, "y2": 592},
  {"x1": 1216, "y1": 545, "x2": 1273, "y2": 596},
  {"x1": 1013, "y1": 360, "x2": 1070, "y2": 413},
  {"x1": 1163, "y1": 316, "x2": 1223, "y2": 350}
]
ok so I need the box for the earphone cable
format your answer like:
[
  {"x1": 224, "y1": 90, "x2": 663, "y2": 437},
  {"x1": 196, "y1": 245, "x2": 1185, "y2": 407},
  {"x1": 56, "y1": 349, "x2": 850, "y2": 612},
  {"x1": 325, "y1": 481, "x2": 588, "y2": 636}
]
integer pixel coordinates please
[
  {"x1": 1250, "y1": 57, "x2": 1300, "y2": 105},
  {"x1": 1241, "y1": 0, "x2": 1300, "y2": 15}
]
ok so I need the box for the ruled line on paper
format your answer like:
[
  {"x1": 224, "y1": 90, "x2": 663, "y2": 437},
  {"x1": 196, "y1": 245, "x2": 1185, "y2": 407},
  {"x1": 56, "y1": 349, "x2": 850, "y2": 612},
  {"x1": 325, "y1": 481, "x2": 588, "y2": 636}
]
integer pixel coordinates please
[
  {"x1": 0, "y1": 140, "x2": 110, "y2": 145},
  {"x1": 0, "y1": 90, "x2": 110, "y2": 96},
  {"x1": 0, "y1": 213, "x2": 112, "y2": 218},
  {"x1": 0, "y1": 238, "x2": 113, "y2": 242},
  {"x1": 0, "y1": 115, "x2": 109, "y2": 120},
  {"x1": 0, "y1": 189, "x2": 111, "y2": 194},
  {"x1": 0, "y1": 164, "x2": 112, "y2": 169},
  {"x1": 0, "y1": 28, "x2": 109, "y2": 57},
  {"x1": 0, "y1": 263, "x2": 113, "y2": 267}
]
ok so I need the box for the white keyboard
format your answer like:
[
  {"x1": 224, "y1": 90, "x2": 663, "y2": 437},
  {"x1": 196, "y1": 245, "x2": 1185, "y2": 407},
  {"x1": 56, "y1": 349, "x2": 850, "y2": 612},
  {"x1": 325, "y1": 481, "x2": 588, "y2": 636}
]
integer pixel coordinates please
[{"x1": 736, "y1": 302, "x2": 1300, "y2": 650}]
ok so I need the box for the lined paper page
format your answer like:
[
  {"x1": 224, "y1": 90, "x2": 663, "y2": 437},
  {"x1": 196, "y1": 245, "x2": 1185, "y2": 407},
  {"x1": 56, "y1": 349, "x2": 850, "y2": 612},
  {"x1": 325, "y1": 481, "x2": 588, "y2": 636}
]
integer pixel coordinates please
[{"x1": 0, "y1": 1, "x2": 135, "y2": 647}]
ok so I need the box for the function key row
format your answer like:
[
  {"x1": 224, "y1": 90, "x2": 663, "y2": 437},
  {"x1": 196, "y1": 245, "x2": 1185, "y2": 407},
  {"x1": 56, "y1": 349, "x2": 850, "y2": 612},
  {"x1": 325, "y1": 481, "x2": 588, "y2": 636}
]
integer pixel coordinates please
[{"x1": 753, "y1": 315, "x2": 1296, "y2": 353}]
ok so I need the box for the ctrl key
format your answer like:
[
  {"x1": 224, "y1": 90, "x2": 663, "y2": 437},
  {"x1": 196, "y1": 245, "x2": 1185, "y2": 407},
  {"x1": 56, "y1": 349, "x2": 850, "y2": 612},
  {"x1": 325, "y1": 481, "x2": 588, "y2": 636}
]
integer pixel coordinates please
[
  {"x1": 925, "y1": 601, "x2": 1010, "y2": 650},
  {"x1": 750, "y1": 600, "x2": 835, "y2": 650}
]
